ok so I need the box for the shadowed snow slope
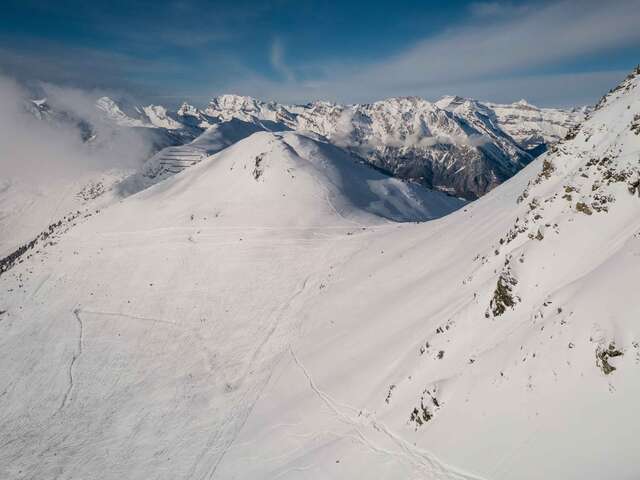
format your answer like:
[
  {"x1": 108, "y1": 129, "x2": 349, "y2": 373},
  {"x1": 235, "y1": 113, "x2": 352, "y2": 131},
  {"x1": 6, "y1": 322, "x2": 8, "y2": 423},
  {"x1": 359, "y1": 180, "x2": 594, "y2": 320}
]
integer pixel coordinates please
[{"x1": 1, "y1": 70, "x2": 639, "y2": 480}]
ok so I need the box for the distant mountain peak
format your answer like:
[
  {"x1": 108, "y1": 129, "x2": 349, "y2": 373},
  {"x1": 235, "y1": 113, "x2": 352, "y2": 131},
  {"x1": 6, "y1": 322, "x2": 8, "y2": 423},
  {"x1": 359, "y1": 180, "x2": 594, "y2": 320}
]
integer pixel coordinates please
[
  {"x1": 208, "y1": 94, "x2": 264, "y2": 110},
  {"x1": 177, "y1": 102, "x2": 199, "y2": 117},
  {"x1": 434, "y1": 95, "x2": 467, "y2": 110},
  {"x1": 95, "y1": 96, "x2": 149, "y2": 127},
  {"x1": 515, "y1": 98, "x2": 534, "y2": 107}
]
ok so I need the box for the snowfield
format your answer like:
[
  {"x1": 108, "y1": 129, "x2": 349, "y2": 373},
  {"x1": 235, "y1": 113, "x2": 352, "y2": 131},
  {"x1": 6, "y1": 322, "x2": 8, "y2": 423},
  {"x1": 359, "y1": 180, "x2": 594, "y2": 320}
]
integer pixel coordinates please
[{"x1": 0, "y1": 69, "x2": 639, "y2": 480}]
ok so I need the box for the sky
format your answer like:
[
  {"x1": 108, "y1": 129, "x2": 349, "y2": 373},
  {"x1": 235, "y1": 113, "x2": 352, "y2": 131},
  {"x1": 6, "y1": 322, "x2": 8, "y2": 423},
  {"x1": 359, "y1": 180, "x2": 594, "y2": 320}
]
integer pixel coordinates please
[{"x1": 1, "y1": 0, "x2": 639, "y2": 107}]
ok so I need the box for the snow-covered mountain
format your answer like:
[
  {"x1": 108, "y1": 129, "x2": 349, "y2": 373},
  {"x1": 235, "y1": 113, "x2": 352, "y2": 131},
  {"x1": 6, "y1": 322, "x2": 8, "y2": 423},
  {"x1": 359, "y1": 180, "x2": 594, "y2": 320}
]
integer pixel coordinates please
[
  {"x1": 197, "y1": 94, "x2": 583, "y2": 199},
  {"x1": 24, "y1": 96, "x2": 200, "y2": 159},
  {"x1": 1, "y1": 67, "x2": 639, "y2": 479},
  {"x1": 291, "y1": 96, "x2": 532, "y2": 199},
  {"x1": 176, "y1": 102, "x2": 217, "y2": 130},
  {"x1": 204, "y1": 94, "x2": 289, "y2": 124},
  {"x1": 94, "y1": 96, "x2": 204, "y2": 144},
  {"x1": 94, "y1": 96, "x2": 151, "y2": 128},
  {"x1": 26, "y1": 93, "x2": 584, "y2": 200},
  {"x1": 96, "y1": 97, "x2": 203, "y2": 134},
  {"x1": 485, "y1": 99, "x2": 586, "y2": 154}
]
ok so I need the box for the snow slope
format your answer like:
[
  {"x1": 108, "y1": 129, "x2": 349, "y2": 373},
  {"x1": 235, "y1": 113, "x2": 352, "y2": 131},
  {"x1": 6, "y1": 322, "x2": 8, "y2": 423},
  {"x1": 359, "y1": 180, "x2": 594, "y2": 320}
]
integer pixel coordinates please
[
  {"x1": 0, "y1": 129, "x2": 463, "y2": 478},
  {"x1": 0, "y1": 170, "x2": 131, "y2": 258},
  {"x1": 1, "y1": 69, "x2": 638, "y2": 480},
  {"x1": 210, "y1": 69, "x2": 640, "y2": 479}
]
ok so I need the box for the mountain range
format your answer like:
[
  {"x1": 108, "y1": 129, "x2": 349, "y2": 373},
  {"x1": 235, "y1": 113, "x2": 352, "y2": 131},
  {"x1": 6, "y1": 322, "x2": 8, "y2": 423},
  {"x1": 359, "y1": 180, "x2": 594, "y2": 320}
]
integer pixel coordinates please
[{"x1": 30, "y1": 91, "x2": 585, "y2": 199}]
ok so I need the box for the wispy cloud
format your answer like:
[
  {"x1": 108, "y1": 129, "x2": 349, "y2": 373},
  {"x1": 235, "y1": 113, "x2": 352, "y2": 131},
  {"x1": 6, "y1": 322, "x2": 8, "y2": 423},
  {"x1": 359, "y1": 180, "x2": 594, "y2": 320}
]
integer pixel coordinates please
[
  {"x1": 0, "y1": 42, "x2": 168, "y2": 99},
  {"x1": 223, "y1": 0, "x2": 640, "y2": 106},
  {"x1": 468, "y1": 1, "x2": 531, "y2": 18},
  {"x1": 269, "y1": 38, "x2": 295, "y2": 82},
  {"x1": 2, "y1": 0, "x2": 637, "y2": 107}
]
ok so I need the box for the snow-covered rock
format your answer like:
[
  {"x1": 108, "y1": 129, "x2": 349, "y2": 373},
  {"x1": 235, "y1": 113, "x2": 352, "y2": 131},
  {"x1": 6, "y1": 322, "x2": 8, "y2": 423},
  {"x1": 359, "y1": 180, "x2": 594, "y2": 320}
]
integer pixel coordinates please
[
  {"x1": 176, "y1": 102, "x2": 216, "y2": 130},
  {"x1": 142, "y1": 105, "x2": 183, "y2": 130}
]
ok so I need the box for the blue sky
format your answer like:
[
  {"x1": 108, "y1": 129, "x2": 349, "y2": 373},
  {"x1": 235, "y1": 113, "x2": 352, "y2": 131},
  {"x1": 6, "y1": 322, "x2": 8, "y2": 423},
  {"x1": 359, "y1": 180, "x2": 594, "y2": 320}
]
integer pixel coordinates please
[{"x1": 1, "y1": 0, "x2": 638, "y2": 107}]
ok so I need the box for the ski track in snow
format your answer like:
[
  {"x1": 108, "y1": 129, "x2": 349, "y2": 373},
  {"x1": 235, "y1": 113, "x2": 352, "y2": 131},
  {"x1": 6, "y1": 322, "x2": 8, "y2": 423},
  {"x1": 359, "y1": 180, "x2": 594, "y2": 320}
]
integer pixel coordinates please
[
  {"x1": 79, "y1": 309, "x2": 179, "y2": 327},
  {"x1": 289, "y1": 348, "x2": 486, "y2": 480},
  {"x1": 57, "y1": 307, "x2": 84, "y2": 414},
  {"x1": 193, "y1": 269, "x2": 322, "y2": 479}
]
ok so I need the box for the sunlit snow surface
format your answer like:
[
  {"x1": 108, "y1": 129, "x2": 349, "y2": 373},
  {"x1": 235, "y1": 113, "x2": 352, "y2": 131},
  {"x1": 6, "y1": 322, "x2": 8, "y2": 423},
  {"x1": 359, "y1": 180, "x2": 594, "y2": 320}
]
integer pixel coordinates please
[{"x1": 1, "y1": 70, "x2": 639, "y2": 479}]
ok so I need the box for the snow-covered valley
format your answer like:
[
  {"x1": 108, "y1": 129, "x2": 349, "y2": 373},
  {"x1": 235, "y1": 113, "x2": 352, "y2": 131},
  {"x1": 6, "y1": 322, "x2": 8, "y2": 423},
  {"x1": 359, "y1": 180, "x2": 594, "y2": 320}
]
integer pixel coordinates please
[{"x1": 1, "y1": 64, "x2": 639, "y2": 480}]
